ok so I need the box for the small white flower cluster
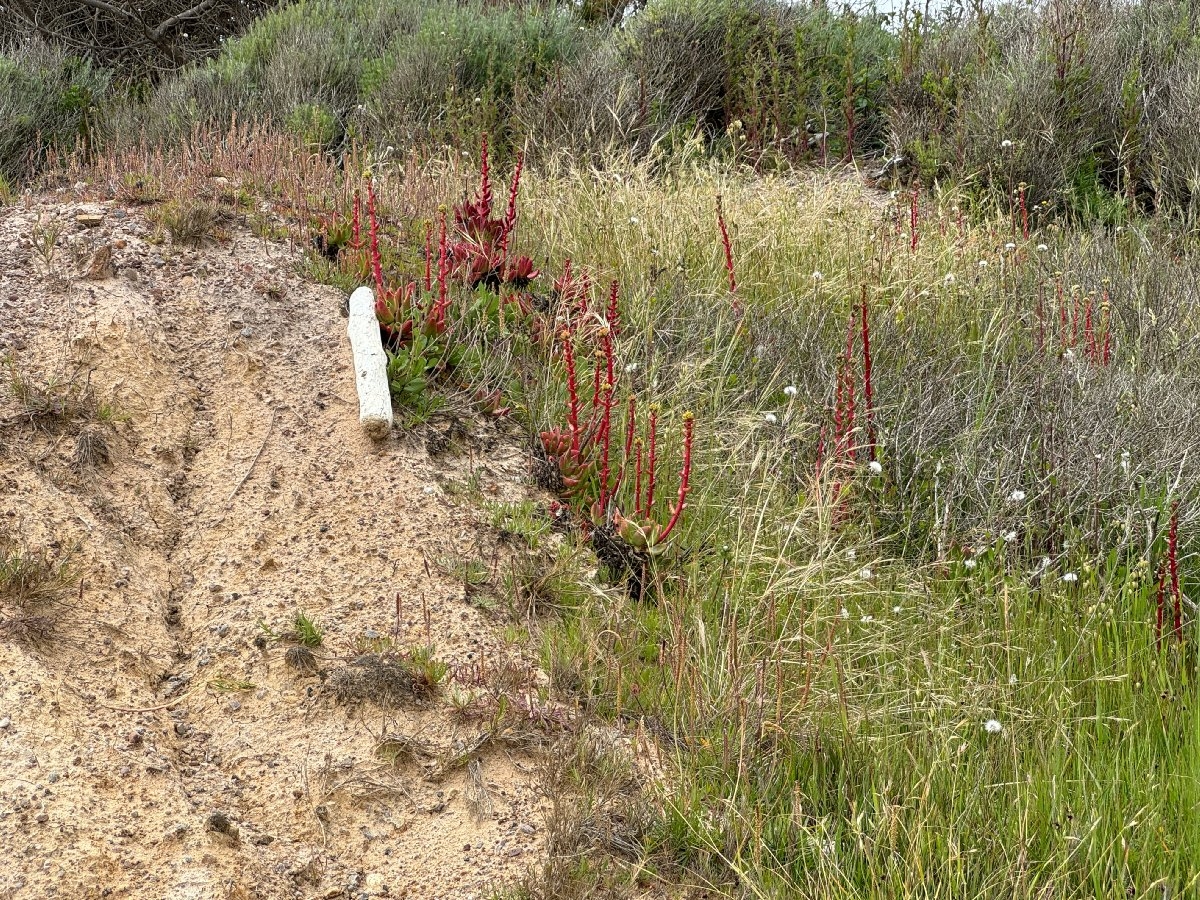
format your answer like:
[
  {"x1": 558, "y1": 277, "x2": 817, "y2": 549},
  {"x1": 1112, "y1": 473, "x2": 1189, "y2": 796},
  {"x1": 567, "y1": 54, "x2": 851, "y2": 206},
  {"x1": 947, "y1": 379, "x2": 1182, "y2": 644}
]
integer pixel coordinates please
[
  {"x1": 764, "y1": 412, "x2": 778, "y2": 425},
  {"x1": 984, "y1": 719, "x2": 1004, "y2": 733},
  {"x1": 1009, "y1": 489, "x2": 1027, "y2": 503},
  {"x1": 868, "y1": 460, "x2": 883, "y2": 475},
  {"x1": 784, "y1": 385, "x2": 798, "y2": 398}
]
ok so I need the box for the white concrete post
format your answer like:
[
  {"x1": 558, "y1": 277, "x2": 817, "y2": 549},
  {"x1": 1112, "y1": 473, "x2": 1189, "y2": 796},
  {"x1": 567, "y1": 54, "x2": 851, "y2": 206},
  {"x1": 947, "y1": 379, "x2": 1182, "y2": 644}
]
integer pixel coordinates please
[{"x1": 347, "y1": 286, "x2": 393, "y2": 439}]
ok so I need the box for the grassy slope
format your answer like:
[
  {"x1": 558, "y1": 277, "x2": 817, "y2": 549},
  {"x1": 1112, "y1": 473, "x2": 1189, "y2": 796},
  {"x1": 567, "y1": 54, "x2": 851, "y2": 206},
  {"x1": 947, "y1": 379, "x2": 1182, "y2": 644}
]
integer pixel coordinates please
[
  {"x1": 501, "y1": 162, "x2": 1200, "y2": 898},
  {"x1": 61, "y1": 120, "x2": 1200, "y2": 897}
]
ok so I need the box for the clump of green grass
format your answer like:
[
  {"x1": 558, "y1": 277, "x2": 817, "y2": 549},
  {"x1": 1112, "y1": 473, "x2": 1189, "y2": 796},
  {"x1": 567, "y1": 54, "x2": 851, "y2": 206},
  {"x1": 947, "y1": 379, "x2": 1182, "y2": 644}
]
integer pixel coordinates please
[
  {"x1": 3, "y1": 358, "x2": 100, "y2": 433},
  {"x1": 149, "y1": 198, "x2": 231, "y2": 247},
  {"x1": 486, "y1": 500, "x2": 552, "y2": 549},
  {"x1": 290, "y1": 611, "x2": 324, "y2": 648},
  {"x1": 0, "y1": 544, "x2": 78, "y2": 647}
]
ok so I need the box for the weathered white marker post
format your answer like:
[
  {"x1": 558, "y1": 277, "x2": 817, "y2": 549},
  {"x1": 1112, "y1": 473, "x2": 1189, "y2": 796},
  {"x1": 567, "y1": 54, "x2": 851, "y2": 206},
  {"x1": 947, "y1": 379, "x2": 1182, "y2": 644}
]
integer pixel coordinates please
[{"x1": 347, "y1": 286, "x2": 393, "y2": 439}]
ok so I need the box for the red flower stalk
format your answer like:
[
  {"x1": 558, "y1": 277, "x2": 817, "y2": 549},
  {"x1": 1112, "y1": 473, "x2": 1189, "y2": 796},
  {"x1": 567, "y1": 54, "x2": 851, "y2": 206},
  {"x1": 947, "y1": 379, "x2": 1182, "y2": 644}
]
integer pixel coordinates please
[
  {"x1": 633, "y1": 440, "x2": 644, "y2": 516},
  {"x1": 606, "y1": 280, "x2": 621, "y2": 337},
  {"x1": 366, "y1": 179, "x2": 384, "y2": 295},
  {"x1": 645, "y1": 406, "x2": 658, "y2": 514},
  {"x1": 910, "y1": 189, "x2": 919, "y2": 253},
  {"x1": 603, "y1": 326, "x2": 615, "y2": 393},
  {"x1": 657, "y1": 413, "x2": 694, "y2": 542},
  {"x1": 478, "y1": 132, "x2": 492, "y2": 218},
  {"x1": 1084, "y1": 297, "x2": 1096, "y2": 362},
  {"x1": 591, "y1": 349, "x2": 604, "y2": 415},
  {"x1": 561, "y1": 330, "x2": 581, "y2": 456},
  {"x1": 423, "y1": 221, "x2": 433, "y2": 292},
  {"x1": 499, "y1": 150, "x2": 524, "y2": 262},
  {"x1": 1155, "y1": 556, "x2": 1166, "y2": 651},
  {"x1": 598, "y1": 386, "x2": 614, "y2": 511},
  {"x1": 1019, "y1": 185, "x2": 1030, "y2": 240},
  {"x1": 717, "y1": 195, "x2": 737, "y2": 294},
  {"x1": 351, "y1": 188, "x2": 362, "y2": 250},
  {"x1": 1070, "y1": 288, "x2": 1081, "y2": 349},
  {"x1": 860, "y1": 287, "x2": 876, "y2": 460},
  {"x1": 435, "y1": 212, "x2": 450, "y2": 328},
  {"x1": 1170, "y1": 500, "x2": 1182, "y2": 642}
]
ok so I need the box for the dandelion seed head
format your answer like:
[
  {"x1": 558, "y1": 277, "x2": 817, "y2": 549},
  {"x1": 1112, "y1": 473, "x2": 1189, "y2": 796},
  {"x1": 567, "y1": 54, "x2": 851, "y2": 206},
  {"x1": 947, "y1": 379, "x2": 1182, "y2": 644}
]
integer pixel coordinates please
[
  {"x1": 763, "y1": 412, "x2": 778, "y2": 425},
  {"x1": 984, "y1": 719, "x2": 1003, "y2": 733},
  {"x1": 892, "y1": 605, "x2": 902, "y2": 613},
  {"x1": 944, "y1": 273, "x2": 956, "y2": 284},
  {"x1": 868, "y1": 460, "x2": 883, "y2": 475},
  {"x1": 1061, "y1": 572, "x2": 1078, "y2": 583},
  {"x1": 964, "y1": 559, "x2": 978, "y2": 570},
  {"x1": 1009, "y1": 489, "x2": 1027, "y2": 502},
  {"x1": 1003, "y1": 530, "x2": 1018, "y2": 542},
  {"x1": 783, "y1": 385, "x2": 798, "y2": 397},
  {"x1": 1000, "y1": 139, "x2": 1014, "y2": 149}
]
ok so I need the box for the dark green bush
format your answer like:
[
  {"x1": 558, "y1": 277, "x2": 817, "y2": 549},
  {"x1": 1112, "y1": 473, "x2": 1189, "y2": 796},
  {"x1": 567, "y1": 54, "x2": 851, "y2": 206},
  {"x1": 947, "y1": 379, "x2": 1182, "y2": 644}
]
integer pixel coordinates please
[{"x1": 0, "y1": 41, "x2": 110, "y2": 187}]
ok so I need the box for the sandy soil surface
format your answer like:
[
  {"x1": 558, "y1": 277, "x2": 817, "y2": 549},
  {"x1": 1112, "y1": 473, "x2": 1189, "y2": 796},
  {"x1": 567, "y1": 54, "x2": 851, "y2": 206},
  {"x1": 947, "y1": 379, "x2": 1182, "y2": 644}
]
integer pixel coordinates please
[{"x1": 0, "y1": 195, "x2": 555, "y2": 900}]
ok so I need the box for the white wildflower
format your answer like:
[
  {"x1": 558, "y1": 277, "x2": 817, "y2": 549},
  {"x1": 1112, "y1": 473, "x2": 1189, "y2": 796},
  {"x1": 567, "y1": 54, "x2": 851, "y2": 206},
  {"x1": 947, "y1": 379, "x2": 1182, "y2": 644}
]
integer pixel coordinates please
[
  {"x1": 1061, "y1": 572, "x2": 1078, "y2": 583},
  {"x1": 812, "y1": 271, "x2": 824, "y2": 281},
  {"x1": 861, "y1": 615, "x2": 874, "y2": 623},
  {"x1": 892, "y1": 605, "x2": 902, "y2": 614},
  {"x1": 979, "y1": 259, "x2": 989, "y2": 268},
  {"x1": 629, "y1": 216, "x2": 639, "y2": 224},
  {"x1": 841, "y1": 607, "x2": 850, "y2": 619},
  {"x1": 868, "y1": 460, "x2": 883, "y2": 475},
  {"x1": 1037, "y1": 243, "x2": 1049, "y2": 252},
  {"x1": 1000, "y1": 139, "x2": 1013, "y2": 149},
  {"x1": 1003, "y1": 530, "x2": 1018, "y2": 542},
  {"x1": 1005, "y1": 242, "x2": 1016, "y2": 251},
  {"x1": 944, "y1": 273, "x2": 956, "y2": 285},
  {"x1": 1009, "y1": 673, "x2": 1018, "y2": 685},
  {"x1": 624, "y1": 362, "x2": 639, "y2": 373},
  {"x1": 783, "y1": 385, "x2": 798, "y2": 398},
  {"x1": 1009, "y1": 489, "x2": 1027, "y2": 502},
  {"x1": 964, "y1": 559, "x2": 977, "y2": 570},
  {"x1": 859, "y1": 567, "x2": 874, "y2": 580},
  {"x1": 763, "y1": 412, "x2": 778, "y2": 425},
  {"x1": 984, "y1": 719, "x2": 1003, "y2": 733}
]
